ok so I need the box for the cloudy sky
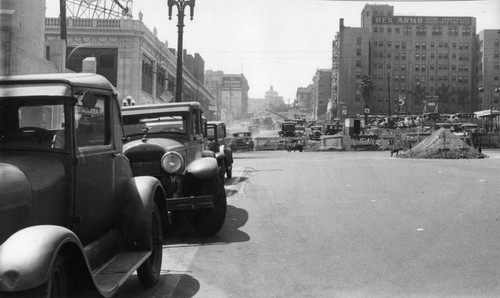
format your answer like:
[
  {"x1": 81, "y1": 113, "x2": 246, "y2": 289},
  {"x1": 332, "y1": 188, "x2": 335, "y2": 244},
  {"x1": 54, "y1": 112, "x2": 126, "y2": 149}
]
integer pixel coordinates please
[{"x1": 46, "y1": 0, "x2": 500, "y2": 102}]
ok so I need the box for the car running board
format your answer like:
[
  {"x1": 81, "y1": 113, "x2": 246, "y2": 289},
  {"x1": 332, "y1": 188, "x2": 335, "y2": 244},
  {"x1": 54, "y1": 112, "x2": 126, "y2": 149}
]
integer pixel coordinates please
[{"x1": 93, "y1": 251, "x2": 151, "y2": 296}]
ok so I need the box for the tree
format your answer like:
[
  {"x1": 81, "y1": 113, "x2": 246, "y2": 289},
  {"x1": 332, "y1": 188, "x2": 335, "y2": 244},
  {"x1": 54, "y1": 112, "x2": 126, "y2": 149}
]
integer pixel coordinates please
[
  {"x1": 455, "y1": 89, "x2": 471, "y2": 112},
  {"x1": 409, "y1": 83, "x2": 426, "y2": 114},
  {"x1": 435, "y1": 84, "x2": 455, "y2": 114}
]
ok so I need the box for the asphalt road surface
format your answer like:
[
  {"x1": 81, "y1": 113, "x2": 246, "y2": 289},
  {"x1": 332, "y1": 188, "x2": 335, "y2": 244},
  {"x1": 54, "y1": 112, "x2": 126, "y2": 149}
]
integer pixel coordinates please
[{"x1": 115, "y1": 149, "x2": 500, "y2": 298}]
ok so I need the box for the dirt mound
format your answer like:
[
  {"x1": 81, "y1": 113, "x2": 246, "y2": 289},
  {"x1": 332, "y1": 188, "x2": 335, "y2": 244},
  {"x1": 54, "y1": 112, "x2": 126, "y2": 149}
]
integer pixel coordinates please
[{"x1": 398, "y1": 128, "x2": 486, "y2": 159}]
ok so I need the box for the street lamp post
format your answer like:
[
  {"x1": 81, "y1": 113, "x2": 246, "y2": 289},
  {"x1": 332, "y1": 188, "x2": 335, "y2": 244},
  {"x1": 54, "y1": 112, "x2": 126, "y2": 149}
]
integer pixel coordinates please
[
  {"x1": 167, "y1": 0, "x2": 195, "y2": 103},
  {"x1": 478, "y1": 86, "x2": 500, "y2": 132}
]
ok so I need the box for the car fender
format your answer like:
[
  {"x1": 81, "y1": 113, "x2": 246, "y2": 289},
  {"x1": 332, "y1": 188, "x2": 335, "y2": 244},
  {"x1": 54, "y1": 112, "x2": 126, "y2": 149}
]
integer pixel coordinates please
[
  {"x1": 184, "y1": 157, "x2": 218, "y2": 180},
  {"x1": 121, "y1": 176, "x2": 166, "y2": 250},
  {"x1": 0, "y1": 225, "x2": 83, "y2": 292}
]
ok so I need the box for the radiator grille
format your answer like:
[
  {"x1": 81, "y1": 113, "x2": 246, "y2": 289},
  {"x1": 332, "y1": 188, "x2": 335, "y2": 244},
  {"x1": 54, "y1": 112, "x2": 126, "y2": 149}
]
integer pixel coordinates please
[{"x1": 0, "y1": 196, "x2": 31, "y2": 243}]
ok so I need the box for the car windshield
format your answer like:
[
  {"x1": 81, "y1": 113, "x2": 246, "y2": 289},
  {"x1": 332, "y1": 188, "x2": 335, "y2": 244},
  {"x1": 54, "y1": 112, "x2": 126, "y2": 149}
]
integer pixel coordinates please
[
  {"x1": 123, "y1": 113, "x2": 187, "y2": 137},
  {"x1": 0, "y1": 97, "x2": 66, "y2": 151}
]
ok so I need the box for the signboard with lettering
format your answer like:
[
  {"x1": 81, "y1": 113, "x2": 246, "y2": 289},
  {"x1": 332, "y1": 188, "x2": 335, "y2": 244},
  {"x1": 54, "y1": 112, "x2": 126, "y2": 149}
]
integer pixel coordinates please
[
  {"x1": 372, "y1": 16, "x2": 472, "y2": 26},
  {"x1": 222, "y1": 77, "x2": 242, "y2": 91}
]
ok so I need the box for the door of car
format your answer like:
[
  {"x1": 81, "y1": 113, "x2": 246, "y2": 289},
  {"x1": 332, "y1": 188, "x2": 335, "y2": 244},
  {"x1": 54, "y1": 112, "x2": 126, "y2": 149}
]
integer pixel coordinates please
[
  {"x1": 184, "y1": 107, "x2": 204, "y2": 162},
  {"x1": 71, "y1": 93, "x2": 117, "y2": 247}
]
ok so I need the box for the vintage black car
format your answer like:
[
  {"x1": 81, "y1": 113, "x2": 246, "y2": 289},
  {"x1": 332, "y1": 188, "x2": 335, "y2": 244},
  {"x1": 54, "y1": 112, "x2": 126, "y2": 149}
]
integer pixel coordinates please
[
  {"x1": 206, "y1": 121, "x2": 233, "y2": 179},
  {"x1": 122, "y1": 102, "x2": 227, "y2": 236},
  {"x1": 0, "y1": 73, "x2": 166, "y2": 297},
  {"x1": 229, "y1": 131, "x2": 254, "y2": 151}
]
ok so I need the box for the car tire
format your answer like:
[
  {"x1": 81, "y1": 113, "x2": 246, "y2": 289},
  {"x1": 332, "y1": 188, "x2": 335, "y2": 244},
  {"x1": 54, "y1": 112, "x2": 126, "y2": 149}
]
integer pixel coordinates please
[
  {"x1": 191, "y1": 176, "x2": 227, "y2": 236},
  {"x1": 137, "y1": 203, "x2": 163, "y2": 288},
  {"x1": 27, "y1": 255, "x2": 69, "y2": 298}
]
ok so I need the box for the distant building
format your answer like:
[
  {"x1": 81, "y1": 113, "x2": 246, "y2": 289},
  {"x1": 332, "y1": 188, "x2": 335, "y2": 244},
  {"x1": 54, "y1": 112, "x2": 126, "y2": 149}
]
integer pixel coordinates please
[
  {"x1": 312, "y1": 69, "x2": 332, "y2": 120},
  {"x1": 333, "y1": 4, "x2": 481, "y2": 117},
  {"x1": 477, "y1": 30, "x2": 500, "y2": 111},
  {"x1": 296, "y1": 85, "x2": 313, "y2": 119}
]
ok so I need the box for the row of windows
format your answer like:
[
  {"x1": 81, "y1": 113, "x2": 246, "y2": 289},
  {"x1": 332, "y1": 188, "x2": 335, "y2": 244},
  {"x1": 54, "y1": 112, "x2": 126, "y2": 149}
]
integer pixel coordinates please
[
  {"x1": 371, "y1": 86, "x2": 471, "y2": 100},
  {"x1": 371, "y1": 74, "x2": 470, "y2": 83},
  {"x1": 373, "y1": 52, "x2": 470, "y2": 60},
  {"x1": 373, "y1": 25, "x2": 473, "y2": 36},
  {"x1": 373, "y1": 62, "x2": 471, "y2": 72},
  {"x1": 374, "y1": 41, "x2": 470, "y2": 50}
]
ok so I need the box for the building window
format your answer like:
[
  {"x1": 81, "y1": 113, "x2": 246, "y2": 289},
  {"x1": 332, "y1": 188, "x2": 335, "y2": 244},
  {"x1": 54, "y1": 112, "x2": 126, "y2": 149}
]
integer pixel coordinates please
[
  {"x1": 401, "y1": 64, "x2": 406, "y2": 71},
  {"x1": 141, "y1": 55, "x2": 153, "y2": 94},
  {"x1": 374, "y1": 27, "x2": 378, "y2": 33},
  {"x1": 494, "y1": 39, "x2": 500, "y2": 47},
  {"x1": 430, "y1": 42, "x2": 435, "y2": 48},
  {"x1": 379, "y1": 27, "x2": 384, "y2": 33},
  {"x1": 379, "y1": 41, "x2": 384, "y2": 47},
  {"x1": 452, "y1": 42, "x2": 457, "y2": 49},
  {"x1": 356, "y1": 48, "x2": 361, "y2": 56},
  {"x1": 357, "y1": 37, "x2": 362, "y2": 45},
  {"x1": 431, "y1": 53, "x2": 435, "y2": 59},
  {"x1": 387, "y1": 63, "x2": 391, "y2": 69},
  {"x1": 156, "y1": 66, "x2": 166, "y2": 99},
  {"x1": 422, "y1": 65, "x2": 426, "y2": 72},
  {"x1": 401, "y1": 53, "x2": 406, "y2": 60},
  {"x1": 387, "y1": 27, "x2": 392, "y2": 33},
  {"x1": 395, "y1": 42, "x2": 400, "y2": 49},
  {"x1": 402, "y1": 42, "x2": 406, "y2": 50},
  {"x1": 422, "y1": 53, "x2": 426, "y2": 60},
  {"x1": 432, "y1": 26, "x2": 442, "y2": 35},
  {"x1": 448, "y1": 26, "x2": 458, "y2": 35},
  {"x1": 494, "y1": 51, "x2": 499, "y2": 58},
  {"x1": 421, "y1": 42, "x2": 426, "y2": 50},
  {"x1": 462, "y1": 26, "x2": 471, "y2": 36},
  {"x1": 415, "y1": 53, "x2": 420, "y2": 60},
  {"x1": 403, "y1": 25, "x2": 411, "y2": 35},
  {"x1": 416, "y1": 42, "x2": 420, "y2": 50},
  {"x1": 417, "y1": 25, "x2": 426, "y2": 35},
  {"x1": 395, "y1": 27, "x2": 400, "y2": 34},
  {"x1": 387, "y1": 52, "x2": 391, "y2": 58},
  {"x1": 395, "y1": 53, "x2": 400, "y2": 60}
]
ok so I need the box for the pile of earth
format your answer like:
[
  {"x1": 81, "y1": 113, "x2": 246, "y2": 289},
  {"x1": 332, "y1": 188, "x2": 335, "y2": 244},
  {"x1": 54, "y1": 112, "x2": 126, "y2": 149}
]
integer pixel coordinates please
[{"x1": 398, "y1": 128, "x2": 486, "y2": 159}]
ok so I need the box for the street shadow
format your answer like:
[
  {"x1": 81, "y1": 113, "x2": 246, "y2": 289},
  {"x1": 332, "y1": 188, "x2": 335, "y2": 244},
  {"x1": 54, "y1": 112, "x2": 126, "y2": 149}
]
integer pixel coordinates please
[
  {"x1": 225, "y1": 175, "x2": 249, "y2": 185},
  {"x1": 112, "y1": 273, "x2": 200, "y2": 298},
  {"x1": 165, "y1": 205, "x2": 249, "y2": 245}
]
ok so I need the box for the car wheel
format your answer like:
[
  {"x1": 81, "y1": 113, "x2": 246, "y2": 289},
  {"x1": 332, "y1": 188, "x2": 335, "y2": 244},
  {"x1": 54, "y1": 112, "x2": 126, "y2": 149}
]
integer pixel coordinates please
[
  {"x1": 137, "y1": 203, "x2": 163, "y2": 288},
  {"x1": 191, "y1": 176, "x2": 227, "y2": 236},
  {"x1": 27, "y1": 255, "x2": 69, "y2": 298}
]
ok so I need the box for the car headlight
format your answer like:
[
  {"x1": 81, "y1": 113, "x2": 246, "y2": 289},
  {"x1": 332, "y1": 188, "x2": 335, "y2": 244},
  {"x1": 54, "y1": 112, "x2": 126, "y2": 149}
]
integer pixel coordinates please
[{"x1": 161, "y1": 152, "x2": 184, "y2": 173}]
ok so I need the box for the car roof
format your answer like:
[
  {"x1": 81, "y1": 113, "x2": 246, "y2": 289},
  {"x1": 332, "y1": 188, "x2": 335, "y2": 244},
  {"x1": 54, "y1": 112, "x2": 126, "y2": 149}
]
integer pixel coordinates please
[
  {"x1": 122, "y1": 101, "x2": 200, "y2": 115},
  {"x1": 0, "y1": 73, "x2": 119, "y2": 100}
]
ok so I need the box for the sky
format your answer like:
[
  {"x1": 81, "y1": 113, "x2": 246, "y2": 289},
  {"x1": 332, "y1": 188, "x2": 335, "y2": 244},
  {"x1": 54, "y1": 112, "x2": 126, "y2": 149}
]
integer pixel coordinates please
[{"x1": 46, "y1": 0, "x2": 500, "y2": 102}]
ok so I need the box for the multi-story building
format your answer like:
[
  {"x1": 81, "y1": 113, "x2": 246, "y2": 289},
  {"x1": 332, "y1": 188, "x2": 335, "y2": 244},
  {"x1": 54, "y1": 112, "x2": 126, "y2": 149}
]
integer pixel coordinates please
[
  {"x1": 312, "y1": 69, "x2": 333, "y2": 120},
  {"x1": 220, "y1": 74, "x2": 249, "y2": 121},
  {"x1": 332, "y1": 20, "x2": 370, "y2": 118},
  {"x1": 477, "y1": 30, "x2": 500, "y2": 111},
  {"x1": 333, "y1": 4, "x2": 479, "y2": 118},
  {"x1": 295, "y1": 85, "x2": 313, "y2": 119},
  {"x1": 1, "y1": 0, "x2": 216, "y2": 117}
]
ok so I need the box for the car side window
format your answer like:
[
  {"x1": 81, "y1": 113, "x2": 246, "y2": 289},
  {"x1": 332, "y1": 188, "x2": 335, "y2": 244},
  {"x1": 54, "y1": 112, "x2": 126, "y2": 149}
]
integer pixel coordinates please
[{"x1": 76, "y1": 96, "x2": 109, "y2": 149}]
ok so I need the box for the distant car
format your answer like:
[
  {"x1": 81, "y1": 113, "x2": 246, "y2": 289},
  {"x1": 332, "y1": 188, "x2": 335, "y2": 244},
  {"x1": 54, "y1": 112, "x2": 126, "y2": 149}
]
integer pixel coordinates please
[
  {"x1": 206, "y1": 121, "x2": 233, "y2": 179},
  {"x1": 319, "y1": 134, "x2": 344, "y2": 151},
  {"x1": 230, "y1": 131, "x2": 254, "y2": 151},
  {"x1": 309, "y1": 125, "x2": 323, "y2": 140}
]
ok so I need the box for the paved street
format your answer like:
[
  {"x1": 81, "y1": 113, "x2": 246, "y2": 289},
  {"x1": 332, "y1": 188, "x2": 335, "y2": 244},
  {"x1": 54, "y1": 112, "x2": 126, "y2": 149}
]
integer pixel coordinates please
[{"x1": 116, "y1": 149, "x2": 500, "y2": 298}]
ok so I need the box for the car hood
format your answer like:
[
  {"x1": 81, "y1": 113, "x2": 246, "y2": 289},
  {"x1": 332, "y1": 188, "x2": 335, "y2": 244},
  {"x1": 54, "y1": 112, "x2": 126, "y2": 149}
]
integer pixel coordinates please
[
  {"x1": 0, "y1": 154, "x2": 66, "y2": 198},
  {"x1": 123, "y1": 138, "x2": 185, "y2": 153}
]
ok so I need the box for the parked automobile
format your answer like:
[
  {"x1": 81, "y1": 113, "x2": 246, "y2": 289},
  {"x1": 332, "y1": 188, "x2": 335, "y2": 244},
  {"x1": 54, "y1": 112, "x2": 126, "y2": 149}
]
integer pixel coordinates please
[
  {"x1": 122, "y1": 102, "x2": 227, "y2": 236},
  {"x1": 0, "y1": 73, "x2": 166, "y2": 297},
  {"x1": 229, "y1": 131, "x2": 254, "y2": 151},
  {"x1": 206, "y1": 121, "x2": 233, "y2": 179},
  {"x1": 309, "y1": 125, "x2": 323, "y2": 140},
  {"x1": 319, "y1": 134, "x2": 344, "y2": 151}
]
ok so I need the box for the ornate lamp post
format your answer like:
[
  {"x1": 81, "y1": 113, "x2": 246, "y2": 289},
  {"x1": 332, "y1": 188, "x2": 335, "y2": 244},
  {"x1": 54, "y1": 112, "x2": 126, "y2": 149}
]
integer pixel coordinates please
[{"x1": 168, "y1": 0, "x2": 195, "y2": 102}]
